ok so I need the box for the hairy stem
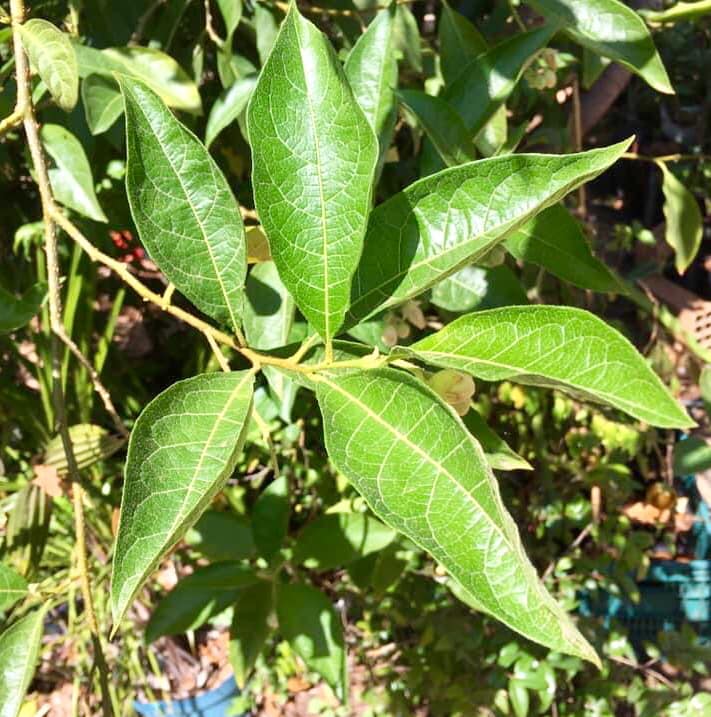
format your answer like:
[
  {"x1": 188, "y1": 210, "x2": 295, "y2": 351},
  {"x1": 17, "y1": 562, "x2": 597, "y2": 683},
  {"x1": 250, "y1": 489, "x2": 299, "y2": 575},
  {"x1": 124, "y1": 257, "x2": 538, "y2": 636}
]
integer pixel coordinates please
[{"x1": 10, "y1": 0, "x2": 113, "y2": 713}]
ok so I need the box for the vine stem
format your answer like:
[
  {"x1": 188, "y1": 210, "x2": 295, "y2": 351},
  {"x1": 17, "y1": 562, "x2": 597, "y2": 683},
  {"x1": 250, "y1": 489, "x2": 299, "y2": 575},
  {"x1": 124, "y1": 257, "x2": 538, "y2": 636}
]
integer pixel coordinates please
[{"x1": 9, "y1": 1, "x2": 114, "y2": 713}]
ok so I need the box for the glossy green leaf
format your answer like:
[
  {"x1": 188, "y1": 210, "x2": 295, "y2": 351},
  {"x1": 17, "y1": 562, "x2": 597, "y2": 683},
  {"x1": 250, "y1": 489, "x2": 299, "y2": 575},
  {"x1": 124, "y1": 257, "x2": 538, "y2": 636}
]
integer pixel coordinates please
[
  {"x1": 463, "y1": 409, "x2": 532, "y2": 472},
  {"x1": 277, "y1": 583, "x2": 347, "y2": 699},
  {"x1": 509, "y1": 679, "x2": 530, "y2": 717},
  {"x1": 254, "y1": 3, "x2": 282, "y2": 66},
  {"x1": 398, "y1": 89, "x2": 476, "y2": 166},
  {"x1": 216, "y1": 0, "x2": 242, "y2": 42},
  {"x1": 403, "y1": 306, "x2": 692, "y2": 428},
  {"x1": 446, "y1": 24, "x2": 556, "y2": 138},
  {"x1": 659, "y1": 162, "x2": 703, "y2": 274},
  {"x1": 348, "y1": 140, "x2": 632, "y2": 324},
  {"x1": 673, "y1": 436, "x2": 711, "y2": 475},
  {"x1": 248, "y1": 5, "x2": 378, "y2": 344},
  {"x1": 119, "y1": 76, "x2": 246, "y2": 330},
  {"x1": 393, "y1": 4, "x2": 422, "y2": 72},
  {"x1": 294, "y1": 513, "x2": 396, "y2": 571},
  {"x1": 41, "y1": 124, "x2": 107, "y2": 223},
  {"x1": 205, "y1": 74, "x2": 257, "y2": 148},
  {"x1": 185, "y1": 510, "x2": 255, "y2": 562},
  {"x1": 111, "y1": 371, "x2": 254, "y2": 627},
  {"x1": 146, "y1": 562, "x2": 257, "y2": 642},
  {"x1": 344, "y1": 5, "x2": 398, "y2": 170},
  {"x1": 0, "y1": 610, "x2": 45, "y2": 717},
  {"x1": 438, "y1": 1, "x2": 487, "y2": 85},
  {"x1": 19, "y1": 19, "x2": 78, "y2": 111},
  {"x1": 432, "y1": 265, "x2": 527, "y2": 314},
  {"x1": 230, "y1": 580, "x2": 275, "y2": 688},
  {"x1": 73, "y1": 43, "x2": 202, "y2": 113},
  {"x1": 251, "y1": 475, "x2": 290, "y2": 561},
  {"x1": 505, "y1": 204, "x2": 620, "y2": 292},
  {"x1": 0, "y1": 282, "x2": 47, "y2": 334},
  {"x1": 316, "y1": 368, "x2": 598, "y2": 663},
  {"x1": 529, "y1": 0, "x2": 673, "y2": 94},
  {"x1": 81, "y1": 74, "x2": 123, "y2": 135},
  {"x1": 0, "y1": 564, "x2": 28, "y2": 612}
]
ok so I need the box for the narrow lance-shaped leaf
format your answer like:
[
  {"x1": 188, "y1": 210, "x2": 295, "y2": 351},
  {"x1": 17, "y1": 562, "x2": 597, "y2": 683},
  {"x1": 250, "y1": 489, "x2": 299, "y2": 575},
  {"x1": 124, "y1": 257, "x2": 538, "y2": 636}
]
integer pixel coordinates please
[
  {"x1": 277, "y1": 583, "x2": 347, "y2": 699},
  {"x1": 348, "y1": 139, "x2": 632, "y2": 325},
  {"x1": 19, "y1": 19, "x2": 78, "y2": 111},
  {"x1": 248, "y1": 5, "x2": 378, "y2": 344},
  {"x1": 111, "y1": 371, "x2": 254, "y2": 627},
  {"x1": 463, "y1": 409, "x2": 532, "y2": 472},
  {"x1": 529, "y1": 0, "x2": 673, "y2": 94},
  {"x1": 398, "y1": 90, "x2": 476, "y2": 167},
  {"x1": 119, "y1": 76, "x2": 247, "y2": 331},
  {"x1": 401, "y1": 306, "x2": 692, "y2": 428},
  {"x1": 41, "y1": 124, "x2": 108, "y2": 223},
  {"x1": 0, "y1": 564, "x2": 28, "y2": 612},
  {"x1": 230, "y1": 580, "x2": 275, "y2": 688},
  {"x1": 0, "y1": 610, "x2": 45, "y2": 717},
  {"x1": 344, "y1": 5, "x2": 398, "y2": 172},
  {"x1": 145, "y1": 562, "x2": 257, "y2": 642},
  {"x1": 438, "y1": 1, "x2": 487, "y2": 85},
  {"x1": 316, "y1": 368, "x2": 599, "y2": 664},
  {"x1": 81, "y1": 74, "x2": 124, "y2": 135},
  {"x1": 505, "y1": 204, "x2": 620, "y2": 292},
  {"x1": 205, "y1": 74, "x2": 257, "y2": 148},
  {"x1": 0, "y1": 282, "x2": 47, "y2": 334},
  {"x1": 658, "y1": 162, "x2": 703, "y2": 275},
  {"x1": 445, "y1": 24, "x2": 557, "y2": 140}
]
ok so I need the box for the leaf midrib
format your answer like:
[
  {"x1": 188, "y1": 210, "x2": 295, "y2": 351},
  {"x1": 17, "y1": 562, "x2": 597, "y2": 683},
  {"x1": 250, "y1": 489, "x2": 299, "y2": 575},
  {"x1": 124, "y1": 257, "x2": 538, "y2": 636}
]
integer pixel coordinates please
[
  {"x1": 413, "y1": 347, "x2": 674, "y2": 421},
  {"x1": 130, "y1": 90, "x2": 238, "y2": 331},
  {"x1": 294, "y1": 19, "x2": 331, "y2": 342}
]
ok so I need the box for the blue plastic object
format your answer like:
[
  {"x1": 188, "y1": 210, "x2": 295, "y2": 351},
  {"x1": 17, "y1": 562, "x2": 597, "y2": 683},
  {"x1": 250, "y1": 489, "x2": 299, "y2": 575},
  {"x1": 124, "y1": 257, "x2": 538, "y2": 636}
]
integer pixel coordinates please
[
  {"x1": 133, "y1": 675, "x2": 242, "y2": 717},
  {"x1": 580, "y1": 474, "x2": 711, "y2": 649}
]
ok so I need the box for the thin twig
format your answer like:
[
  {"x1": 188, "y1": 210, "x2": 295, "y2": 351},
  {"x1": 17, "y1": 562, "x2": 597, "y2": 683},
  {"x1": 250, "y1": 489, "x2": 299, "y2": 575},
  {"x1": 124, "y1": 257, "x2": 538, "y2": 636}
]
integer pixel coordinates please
[
  {"x1": 205, "y1": 331, "x2": 231, "y2": 372},
  {"x1": 55, "y1": 328, "x2": 129, "y2": 438},
  {"x1": 622, "y1": 151, "x2": 711, "y2": 163},
  {"x1": 0, "y1": 107, "x2": 23, "y2": 137},
  {"x1": 10, "y1": 1, "x2": 113, "y2": 712}
]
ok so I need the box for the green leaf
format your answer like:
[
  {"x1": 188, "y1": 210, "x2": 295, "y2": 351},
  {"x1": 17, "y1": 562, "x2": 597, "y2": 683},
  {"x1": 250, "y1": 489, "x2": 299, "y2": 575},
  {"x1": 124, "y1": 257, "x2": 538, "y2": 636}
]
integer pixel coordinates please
[
  {"x1": 509, "y1": 679, "x2": 530, "y2": 717},
  {"x1": 659, "y1": 162, "x2": 703, "y2": 274},
  {"x1": 19, "y1": 19, "x2": 78, "y2": 112},
  {"x1": 40, "y1": 124, "x2": 107, "y2": 223},
  {"x1": 81, "y1": 74, "x2": 123, "y2": 135},
  {"x1": 185, "y1": 510, "x2": 255, "y2": 562},
  {"x1": 529, "y1": 0, "x2": 673, "y2": 94},
  {"x1": 393, "y1": 4, "x2": 422, "y2": 72},
  {"x1": 251, "y1": 475, "x2": 290, "y2": 561},
  {"x1": 431, "y1": 265, "x2": 527, "y2": 314},
  {"x1": 673, "y1": 436, "x2": 711, "y2": 475},
  {"x1": 244, "y1": 262, "x2": 297, "y2": 412},
  {"x1": 0, "y1": 564, "x2": 28, "y2": 613},
  {"x1": 254, "y1": 2, "x2": 282, "y2": 66},
  {"x1": 0, "y1": 610, "x2": 45, "y2": 717},
  {"x1": 111, "y1": 371, "x2": 254, "y2": 627},
  {"x1": 348, "y1": 140, "x2": 632, "y2": 324},
  {"x1": 402, "y1": 306, "x2": 692, "y2": 428},
  {"x1": 146, "y1": 562, "x2": 257, "y2": 642},
  {"x1": 230, "y1": 580, "x2": 274, "y2": 688},
  {"x1": 438, "y1": 1, "x2": 487, "y2": 85},
  {"x1": 398, "y1": 90, "x2": 476, "y2": 166},
  {"x1": 205, "y1": 74, "x2": 256, "y2": 148},
  {"x1": 277, "y1": 583, "x2": 347, "y2": 699},
  {"x1": 446, "y1": 24, "x2": 556, "y2": 138},
  {"x1": 119, "y1": 76, "x2": 246, "y2": 331},
  {"x1": 0, "y1": 282, "x2": 47, "y2": 334},
  {"x1": 504, "y1": 204, "x2": 620, "y2": 292},
  {"x1": 294, "y1": 513, "x2": 396, "y2": 571},
  {"x1": 315, "y1": 368, "x2": 598, "y2": 664},
  {"x1": 247, "y1": 5, "x2": 378, "y2": 345},
  {"x1": 216, "y1": 0, "x2": 243, "y2": 42},
  {"x1": 73, "y1": 43, "x2": 202, "y2": 113},
  {"x1": 463, "y1": 409, "x2": 532, "y2": 472},
  {"x1": 344, "y1": 5, "x2": 398, "y2": 170}
]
